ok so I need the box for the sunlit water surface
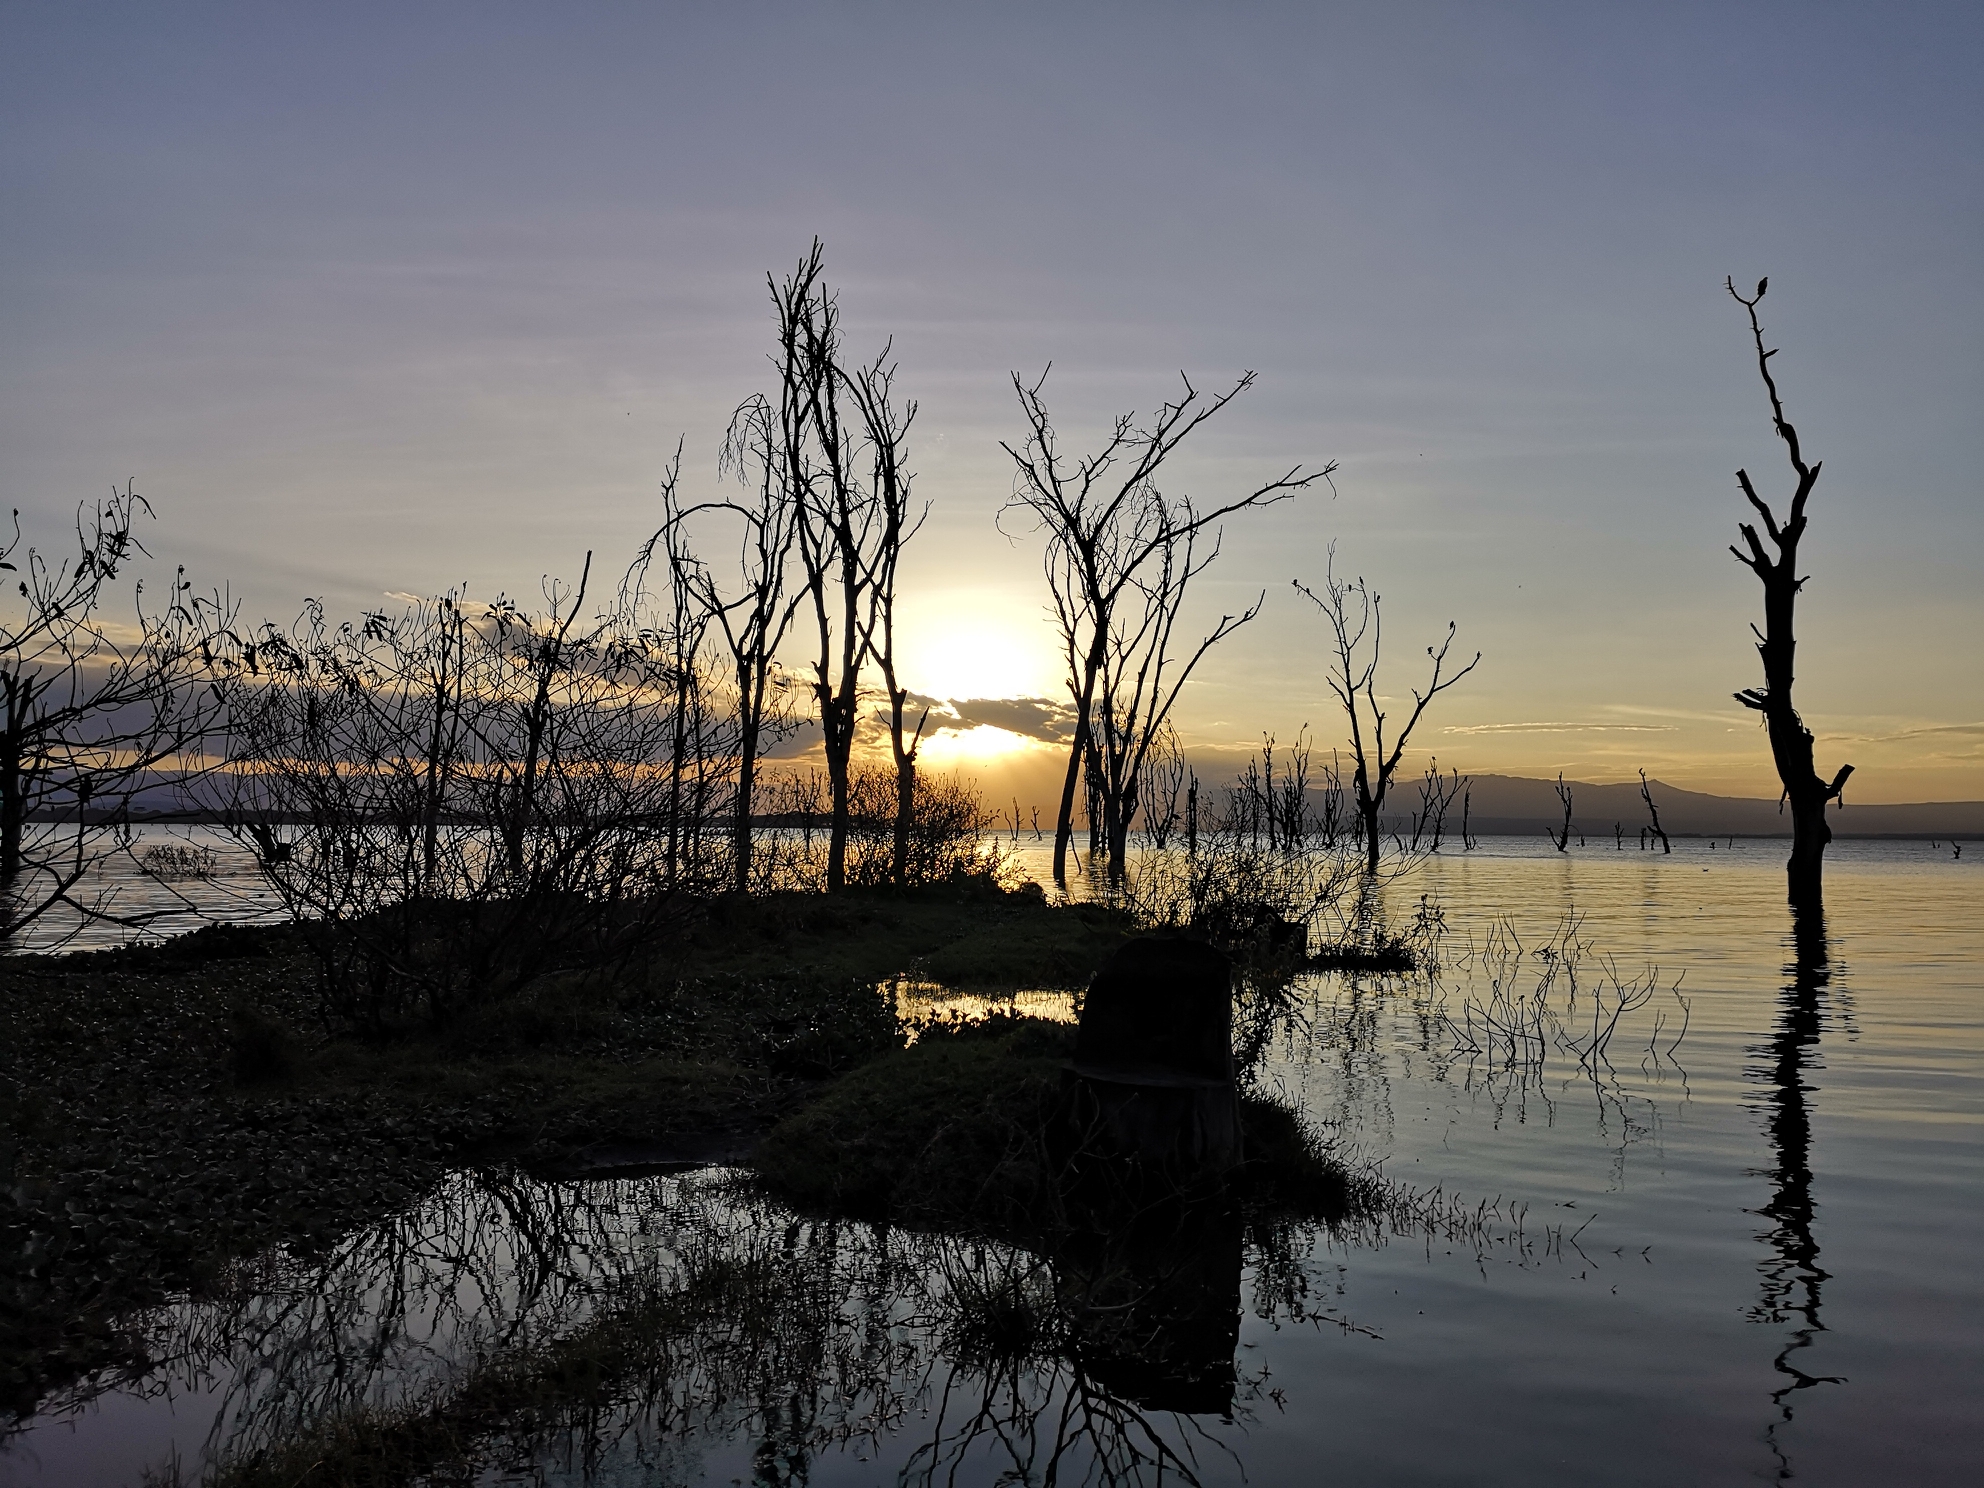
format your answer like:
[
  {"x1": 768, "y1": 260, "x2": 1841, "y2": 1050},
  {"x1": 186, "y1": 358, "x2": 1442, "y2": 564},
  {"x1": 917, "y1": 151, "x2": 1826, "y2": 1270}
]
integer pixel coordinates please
[{"x1": 4, "y1": 838, "x2": 1979, "y2": 1485}]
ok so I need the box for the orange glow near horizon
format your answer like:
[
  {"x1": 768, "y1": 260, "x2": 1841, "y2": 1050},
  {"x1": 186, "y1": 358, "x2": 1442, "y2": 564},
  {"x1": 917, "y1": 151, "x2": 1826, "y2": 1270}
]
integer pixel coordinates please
[{"x1": 917, "y1": 724, "x2": 1054, "y2": 769}]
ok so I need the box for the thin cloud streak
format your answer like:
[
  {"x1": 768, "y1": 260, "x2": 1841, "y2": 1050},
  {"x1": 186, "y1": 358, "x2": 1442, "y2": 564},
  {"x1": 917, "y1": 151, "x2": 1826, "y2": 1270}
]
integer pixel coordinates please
[{"x1": 1442, "y1": 722, "x2": 1682, "y2": 735}]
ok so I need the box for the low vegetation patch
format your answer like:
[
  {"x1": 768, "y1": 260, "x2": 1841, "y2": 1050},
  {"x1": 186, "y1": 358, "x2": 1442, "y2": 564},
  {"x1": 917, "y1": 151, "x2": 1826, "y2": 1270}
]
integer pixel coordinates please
[
  {"x1": 0, "y1": 886, "x2": 1133, "y2": 1414},
  {"x1": 754, "y1": 1013, "x2": 1359, "y2": 1238}
]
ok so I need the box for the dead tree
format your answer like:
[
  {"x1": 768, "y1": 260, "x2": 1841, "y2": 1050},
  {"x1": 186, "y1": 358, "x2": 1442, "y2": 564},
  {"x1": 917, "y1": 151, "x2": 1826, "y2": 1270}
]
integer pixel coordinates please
[
  {"x1": 1413, "y1": 760, "x2": 1467, "y2": 852},
  {"x1": 759, "y1": 243, "x2": 929, "y2": 891},
  {"x1": 670, "y1": 381, "x2": 804, "y2": 894},
  {"x1": 1, "y1": 487, "x2": 234, "y2": 942},
  {"x1": 1141, "y1": 723, "x2": 1188, "y2": 849},
  {"x1": 1002, "y1": 369, "x2": 1329, "y2": 885},
  {"x1": 1550, "y1": 772, "x2": 1574, "y2": 852},
  {"x1": 845, "y1": 344, "x2": 929, "y2": 886},
  {"x1": 1295, "y1": 546, "x2": 1479, "y2": 873},
  {"x1": 484, "y1": 554, "x2": 595, "y2": 880},
  {"x1": 777, "y1": 249, "x2": 877, "y2": 892},
  {"x1": 621, "y1": 448, "x2": 731, "y2": 888},
  {"x1": 1639, "y1": 768, "x2": 1672, "y2": 854},
  {"x1": 1725, "y1": 277, "x2": 1852, "y2": 906},
  {"x1": 1088, "y1": 514, "x2": 1265, "y2": 886}
]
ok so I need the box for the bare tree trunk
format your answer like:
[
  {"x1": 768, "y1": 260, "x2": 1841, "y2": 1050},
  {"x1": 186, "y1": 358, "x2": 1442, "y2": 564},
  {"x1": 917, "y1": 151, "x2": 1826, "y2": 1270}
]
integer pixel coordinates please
[
  {"x1": 1725, "y1": 278, "x2": 1851, "y2": 908},
  {"x1": 0, "y1": 679, "x2": 33, "y2": 889},
  {"x1": 1550, "y1": 773, "x2": 1574, "y2": 852},
  {"x1": 1054, "y1": 647, "x2": 1103, "y2": 884},
  {"x1": 847, "y1": 350, "x2": 928, "y2": 886},
  {"x1": 734, "y1": 689, "x2": 759, "y2": 894},
  {"x1": 1355, "y1": 771, "x2": 1381, "y2": 875}
]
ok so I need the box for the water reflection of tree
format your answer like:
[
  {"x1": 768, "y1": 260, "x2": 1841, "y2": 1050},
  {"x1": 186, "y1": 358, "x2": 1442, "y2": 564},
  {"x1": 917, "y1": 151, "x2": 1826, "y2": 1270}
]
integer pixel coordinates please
[
  {"x1": 74, "y1": 1169, "x2": 1375, "y2": 1486},
  {"x1": 1747, "y1": 904, "x2": 1845, "y2": 1479}
]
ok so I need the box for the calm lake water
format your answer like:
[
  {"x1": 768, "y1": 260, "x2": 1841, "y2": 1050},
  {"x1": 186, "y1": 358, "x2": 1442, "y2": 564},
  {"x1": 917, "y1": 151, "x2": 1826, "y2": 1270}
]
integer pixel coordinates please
[{"x1": 5, "y1": 837, "x2": 1980, "y2": 1485}]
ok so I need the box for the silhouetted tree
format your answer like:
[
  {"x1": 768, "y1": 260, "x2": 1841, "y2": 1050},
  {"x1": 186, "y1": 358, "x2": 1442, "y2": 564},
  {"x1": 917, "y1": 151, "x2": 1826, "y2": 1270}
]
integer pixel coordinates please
[
  {"x1": 487, "y1": 554, "x2": 594, "y2": 880},
  {"x1": 776, "y1": 248, "x2": 876, "y2": 892},
  {"x1": 1002, "y1": 370, "x2": 1329, "y2": 885},
  {"x1": 1, "y1": 487, "x2": 233, "y2": 942},
  {"x1": 1412, "y1": 759, "x2": 1467, "y2": 852},
  {"x1": 1639, "y1": 768, "x2": 1672, "y2": 854},
  {"x1": 1550, "y1": 773, "x2": 1574, "y2": 852},
  {"x1": 1088, "y1": 510, "x2": 1265, "y2": 886},
  {"x1": 845, "y1": 342, "x2": 928, "y2": 885},
  {"x1": 620, "y1": 449, "x2": 733, "y2": 888},
  {"x1": 736, "y1": 242, "x2": 930, "y2": 892},
  {"x1": 1295, "y1": 545, "x2": 1479, "y2": 873},
  {"x1": 670, "y1": 342, "x2": 807, "y2": 894},
  {"x1": 1725, "y1": 277, "x2": 1852, "y2": 907}
]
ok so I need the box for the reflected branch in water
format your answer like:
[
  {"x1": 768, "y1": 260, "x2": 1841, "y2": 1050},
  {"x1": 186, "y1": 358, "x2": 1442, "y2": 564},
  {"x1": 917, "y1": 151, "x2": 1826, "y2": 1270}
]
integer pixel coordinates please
[{"x1": 1747, "y1": 902, "x2": 1846, "y2": 1477}]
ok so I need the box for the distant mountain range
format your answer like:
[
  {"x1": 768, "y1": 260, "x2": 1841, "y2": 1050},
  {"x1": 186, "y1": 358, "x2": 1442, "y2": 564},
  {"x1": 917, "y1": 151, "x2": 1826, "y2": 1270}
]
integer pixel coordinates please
[
  {"x1": 1434, "y1": 774, "x2": 1984, "y2": 840},
  {"x1": 32, "y1": 770, "x2": 1984, "y2": 839}
]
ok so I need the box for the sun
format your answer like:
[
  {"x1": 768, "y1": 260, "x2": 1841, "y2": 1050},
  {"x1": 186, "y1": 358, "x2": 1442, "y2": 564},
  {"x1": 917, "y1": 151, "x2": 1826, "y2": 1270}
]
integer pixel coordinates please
[
  {"x1": 896, "y1": 600, "x2": 1061, "y2": 704},
  {"x1": 917, "y1": 725, "x2": 1054, "y2": 769}
]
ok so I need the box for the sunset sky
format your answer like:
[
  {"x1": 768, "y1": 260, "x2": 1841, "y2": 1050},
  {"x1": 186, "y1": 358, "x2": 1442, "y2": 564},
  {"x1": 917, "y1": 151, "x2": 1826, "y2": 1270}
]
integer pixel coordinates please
[{"x1": 4, "y1": 3, "x2": 1979, "y2": 805}]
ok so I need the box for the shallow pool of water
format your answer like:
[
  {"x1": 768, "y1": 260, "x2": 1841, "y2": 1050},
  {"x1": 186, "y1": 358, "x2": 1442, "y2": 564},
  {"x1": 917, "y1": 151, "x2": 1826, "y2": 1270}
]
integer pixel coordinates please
[{"x1": 5, "y1": 838, "x2": 1979, "y2": 1485}]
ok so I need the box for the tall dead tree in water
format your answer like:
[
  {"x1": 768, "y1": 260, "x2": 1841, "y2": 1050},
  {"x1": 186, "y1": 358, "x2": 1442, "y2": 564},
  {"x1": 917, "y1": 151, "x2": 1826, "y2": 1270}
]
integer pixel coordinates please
[
  {"x1": 778, "y1": 244, "x2": 935, "y2": 891},
  {"x1": 1549, "y1": 772, "x2": 1574, "y2": 852},
  {"x1": 1639, "y1": 768, "x2": 1672, "y2": 854},
  {"x1": 1295, "y1": 545, "x2": 1478, "y2": 873},
  {"x1": 1002, "y1": 369, "x2": 1328, "y2": 885},
  {"x1": 1089, "y1": 512, "x2": 1264, "y2": 886},
  {"x1": 1725, "y1": 277, "x2": 1852, "y2": 907}
]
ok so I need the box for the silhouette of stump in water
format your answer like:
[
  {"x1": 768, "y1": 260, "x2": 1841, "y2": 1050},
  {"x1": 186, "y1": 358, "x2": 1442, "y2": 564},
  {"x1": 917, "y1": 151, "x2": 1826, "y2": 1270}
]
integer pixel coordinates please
[
  {"x1": 1060, "y1": 937, "x2": 1243, "y2": 1193},
  {"x1": 1058, "y1": 1199, "x2": 1244, "y2": 1414},
  {"x1": 1054, "y1": 937, "x2": 1245, "y2": 1413}
]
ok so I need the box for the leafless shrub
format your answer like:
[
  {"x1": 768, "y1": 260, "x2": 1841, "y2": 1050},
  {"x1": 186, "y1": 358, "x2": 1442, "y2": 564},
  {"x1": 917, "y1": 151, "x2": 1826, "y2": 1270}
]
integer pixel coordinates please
[
  {"x1": 759, "y1": 767, "x2": 1008, "y2": 891},
  {"x1": 210, "y1": 565, "x2": 730, "y2": 1030},
  {"x1": 1, "y1": 486, "x2": 235, "y2": 943}
]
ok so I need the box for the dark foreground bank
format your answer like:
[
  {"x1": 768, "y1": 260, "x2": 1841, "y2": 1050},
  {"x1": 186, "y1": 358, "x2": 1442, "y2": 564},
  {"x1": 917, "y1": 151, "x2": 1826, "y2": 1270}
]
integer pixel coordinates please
[{"x1": 3, "y1": 883, "x2": 1374, "y2": 1427}]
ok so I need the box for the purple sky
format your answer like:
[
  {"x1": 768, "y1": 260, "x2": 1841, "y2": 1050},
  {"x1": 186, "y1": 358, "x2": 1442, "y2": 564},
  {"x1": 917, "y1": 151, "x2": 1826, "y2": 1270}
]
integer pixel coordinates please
[{"x1": 4, "y1": 2, "x2": 1979, "y2": 800}]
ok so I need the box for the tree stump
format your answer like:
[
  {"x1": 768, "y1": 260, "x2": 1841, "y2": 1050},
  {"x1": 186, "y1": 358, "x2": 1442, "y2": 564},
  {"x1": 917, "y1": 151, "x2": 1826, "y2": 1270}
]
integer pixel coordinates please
[{"x1": 1061, "y1": 937, "x2": 1242, "y2": 1192}]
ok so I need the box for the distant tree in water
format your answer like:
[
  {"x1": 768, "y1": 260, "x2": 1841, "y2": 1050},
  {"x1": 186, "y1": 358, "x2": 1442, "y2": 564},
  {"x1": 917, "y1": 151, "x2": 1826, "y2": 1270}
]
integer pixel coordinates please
[
  {"x1": 1725, "y1": 277, "x2": 1852, "y2": 907},
  {"x1": 1295, "y1": 545, "x2": 1479, "y2": 874},
  {"x1": 1550, "y1": 773, "x2": 1574, "y2": 852}
]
